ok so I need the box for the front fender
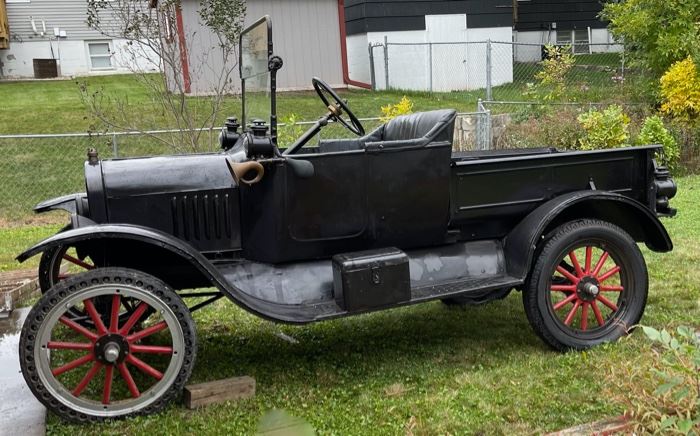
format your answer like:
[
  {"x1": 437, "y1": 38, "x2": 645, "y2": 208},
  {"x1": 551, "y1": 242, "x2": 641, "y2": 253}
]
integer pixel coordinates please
[
  {"x1": 504, "y1": 191, "x2": 673, "y2": 280},
  {"x1": 34, "y1": 193, "x2": 88, "y2": 215},
  {"x1": 15, "y1": 224, "x2": 316, "y2": 324}
]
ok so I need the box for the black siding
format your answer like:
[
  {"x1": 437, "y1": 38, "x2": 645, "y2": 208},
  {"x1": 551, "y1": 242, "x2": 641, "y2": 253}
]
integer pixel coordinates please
[
  {"x1": 515, "y1": 0, "x2": 607, "y2": 31},
  {"x1": 345, "y1": 0, "x2": 513, "y2": 35}
]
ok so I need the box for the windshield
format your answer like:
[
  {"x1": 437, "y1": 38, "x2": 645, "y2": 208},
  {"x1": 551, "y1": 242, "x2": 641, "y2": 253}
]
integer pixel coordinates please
[{"x1": 240, "y1": 17, "x2": 273, "y2": 131}]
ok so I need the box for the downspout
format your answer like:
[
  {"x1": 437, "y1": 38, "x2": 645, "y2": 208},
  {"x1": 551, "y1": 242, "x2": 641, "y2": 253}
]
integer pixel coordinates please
[
  {"x1": 337, "y1": 0, "x2": 371, "y2": 89},
  {"x1": 174, "y1": 5, "x2": 192, "y2": 94}
]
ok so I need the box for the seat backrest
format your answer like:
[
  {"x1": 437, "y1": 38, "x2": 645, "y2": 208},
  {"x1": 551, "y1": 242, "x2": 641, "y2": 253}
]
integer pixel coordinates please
[{"x1": 383, "y1": 109, "x2": 457, "y2": 143}]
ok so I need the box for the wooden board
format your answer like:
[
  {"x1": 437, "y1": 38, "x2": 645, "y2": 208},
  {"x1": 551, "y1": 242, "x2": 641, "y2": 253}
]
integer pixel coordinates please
[
  {"x1": 0, "y1": 270, "x2": 39, "y2": 317},
  {"x1": 184, "y1": 376, "x2": 255, "y2": 409}
]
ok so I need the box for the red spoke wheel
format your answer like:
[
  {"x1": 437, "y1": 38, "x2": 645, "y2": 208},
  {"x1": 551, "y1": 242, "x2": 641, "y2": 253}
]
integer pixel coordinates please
[
  {"x1": 38, "y1": 245, "x2": 152, "y2": 328},
  {"x1": 20, "y1": 268, "x2": 196, "y2": 423},
  {"x1": 39, "y1": 245, "x2": 96, "y2": 292},
  {"x1": 523, "y1": 219, "x2": 648, "y2": 351}
]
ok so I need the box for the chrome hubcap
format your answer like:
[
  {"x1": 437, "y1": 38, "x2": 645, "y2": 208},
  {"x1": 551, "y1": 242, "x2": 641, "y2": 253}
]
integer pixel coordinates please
[{"x1": 103, "y1": 343, "x2": 120, "y2": 363}]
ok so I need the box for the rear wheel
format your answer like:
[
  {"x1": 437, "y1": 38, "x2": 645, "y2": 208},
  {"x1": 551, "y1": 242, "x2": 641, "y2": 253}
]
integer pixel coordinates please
[
  {"x1": 523, "y1": 219, "x2": 648, "y2": 351},
  {"x1": 20, "y1": 268, "x2": 196, "y2": 422}
]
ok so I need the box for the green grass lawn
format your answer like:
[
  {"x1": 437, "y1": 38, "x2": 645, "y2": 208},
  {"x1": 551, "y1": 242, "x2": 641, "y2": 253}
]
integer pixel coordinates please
[
  {"x1": 1, "y1": 175, "x2": 696, "y2": 434},
  {"x1": 0, "y1": 74, "x2": 488, "y2": 135}
]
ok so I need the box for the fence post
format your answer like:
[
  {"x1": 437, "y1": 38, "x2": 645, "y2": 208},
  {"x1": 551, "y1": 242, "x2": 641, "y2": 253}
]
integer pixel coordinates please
[
  {"x1": 383, "y1": 36, "x2": 389, "y2": 90},
  {"x1": 112, "y1": 134, "x2": 119, "y2": 158},
  {"x1": 368, "y1": 44, "x2": 377, "y2": 91},
  {"x1": 428, "y1": 43, "x2": 433, "y2": 92},
  {"x1": 485, "y1": 39, "x2": 493, "y2": 101}
]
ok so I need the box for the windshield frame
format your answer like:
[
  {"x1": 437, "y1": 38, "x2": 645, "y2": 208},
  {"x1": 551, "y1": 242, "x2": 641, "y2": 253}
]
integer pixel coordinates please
[{"x1": 239, "y1": 15, "x2": 278, "y2": 144}]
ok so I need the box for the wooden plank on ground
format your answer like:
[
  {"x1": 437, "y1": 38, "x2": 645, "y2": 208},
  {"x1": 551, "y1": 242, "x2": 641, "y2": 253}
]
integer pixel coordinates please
[{"x1": 184, "y1": 376, "x2": 255, "y2": 409}]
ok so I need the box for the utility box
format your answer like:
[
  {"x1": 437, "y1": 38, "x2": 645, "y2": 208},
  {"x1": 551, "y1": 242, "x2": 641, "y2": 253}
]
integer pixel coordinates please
[{"x1": 332, "y1": 247, "x2": 410, "y2": 312}]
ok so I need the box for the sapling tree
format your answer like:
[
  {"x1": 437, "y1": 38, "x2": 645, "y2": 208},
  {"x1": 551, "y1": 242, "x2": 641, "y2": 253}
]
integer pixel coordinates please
[{"x1": 82, "y1": 0, "x2": 246, "y2": 152}]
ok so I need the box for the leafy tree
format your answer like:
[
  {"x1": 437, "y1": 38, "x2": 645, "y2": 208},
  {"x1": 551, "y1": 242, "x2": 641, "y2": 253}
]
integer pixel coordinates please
[{"x1": 601, "y1": 0, "x2": 700, "y2": 74}]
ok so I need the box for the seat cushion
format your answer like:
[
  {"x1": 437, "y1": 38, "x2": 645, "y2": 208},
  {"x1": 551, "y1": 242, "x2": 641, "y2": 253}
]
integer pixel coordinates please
[{"x1": 383, "y1": 109, "x2": 457, "y2": 143}]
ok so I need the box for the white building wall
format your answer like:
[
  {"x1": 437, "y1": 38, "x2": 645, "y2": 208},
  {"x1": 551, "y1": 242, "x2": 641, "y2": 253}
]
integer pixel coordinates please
[
  {"x1": 1, "y1": 38, "x2": 159, "y2": 78},
  {"x1": 355, "y1": 14, "x2": 513, "y2": 92},
  {"x1": 346, "y1": 33, "x2": 370, "y2": 85}
]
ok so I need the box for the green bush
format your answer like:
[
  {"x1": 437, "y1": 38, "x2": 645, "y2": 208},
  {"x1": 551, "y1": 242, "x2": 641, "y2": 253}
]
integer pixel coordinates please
[
  {"x1": 602, "y1": 0, "x2": 700, "y2": 75},
  {"x1": 636, "y1": 115, "x2": 681, "y2": 170},
  {"x1": 534, "y1": 45, "x2": 576, "y2": 101},
  {"x1": 577, "y1": 105, "x2": 630, "y2": 150}
]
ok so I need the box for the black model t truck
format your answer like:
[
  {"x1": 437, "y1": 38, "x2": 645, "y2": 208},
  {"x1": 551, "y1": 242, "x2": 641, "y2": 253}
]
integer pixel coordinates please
[{"x1": 17, "y1": 17, "x2": 677, "y2": 422}]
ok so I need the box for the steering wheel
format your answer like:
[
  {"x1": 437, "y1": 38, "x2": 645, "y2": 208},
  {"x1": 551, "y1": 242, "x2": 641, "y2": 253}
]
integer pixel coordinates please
[{"x1": 312, "y1": 77, "x2": 365, "y2": 136}]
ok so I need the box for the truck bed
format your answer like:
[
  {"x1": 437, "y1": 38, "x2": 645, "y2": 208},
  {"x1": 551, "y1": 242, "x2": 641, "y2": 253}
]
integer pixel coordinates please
[{"x1": 448, "y1": 145, "x2": 660, "y2": 238}]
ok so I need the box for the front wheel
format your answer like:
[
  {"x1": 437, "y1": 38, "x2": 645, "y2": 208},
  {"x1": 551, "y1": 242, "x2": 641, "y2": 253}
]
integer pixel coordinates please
[
  {"x1": 20, "y1": 268, "x2": 197, "y2": 422},
  {"x1": 523, "y1": 219, "x2": 648, "y2": 351}
]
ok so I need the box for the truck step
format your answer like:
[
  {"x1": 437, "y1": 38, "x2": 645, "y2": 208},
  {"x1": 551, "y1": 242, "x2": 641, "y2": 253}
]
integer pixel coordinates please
[{"x1": 411, "y1": 275, "x2": 522, "y2": 302}]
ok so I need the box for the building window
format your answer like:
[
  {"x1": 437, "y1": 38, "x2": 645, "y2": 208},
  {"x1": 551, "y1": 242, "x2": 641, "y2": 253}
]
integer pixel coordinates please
[
  {"x1": 87, "y1": 42, "x2": 113, "y2": 69},
  {"x1": 556, "y1": 29, "x2": 591, "y2": 54}
]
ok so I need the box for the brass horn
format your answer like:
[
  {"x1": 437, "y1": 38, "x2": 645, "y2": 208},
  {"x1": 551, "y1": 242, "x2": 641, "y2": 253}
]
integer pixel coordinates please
[{"x1": 225, "y1": 158, "x2": 265, "y2": 186}]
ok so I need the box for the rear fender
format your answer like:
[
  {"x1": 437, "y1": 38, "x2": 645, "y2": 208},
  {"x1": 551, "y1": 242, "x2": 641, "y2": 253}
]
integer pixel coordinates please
[{"x1": 504, "y1": 191, "x2": 673, "y2": 280}]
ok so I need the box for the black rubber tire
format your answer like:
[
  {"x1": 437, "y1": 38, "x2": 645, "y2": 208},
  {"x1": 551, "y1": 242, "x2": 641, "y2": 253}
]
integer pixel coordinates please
[
  {"x1": 523, "y1": 219, "x2": 648, "y2": 351},
  {"x1": 38, "y1": 245, "x2": 65, "y2": 293},
  {"x1": 19, "y1": 267, "x2": 197, "y2": 423}
]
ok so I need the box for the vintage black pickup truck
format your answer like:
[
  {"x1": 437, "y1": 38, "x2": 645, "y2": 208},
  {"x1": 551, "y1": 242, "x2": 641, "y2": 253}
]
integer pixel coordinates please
[{"x1": 17, "y1": 16, "x2": 676, "y2": 422}]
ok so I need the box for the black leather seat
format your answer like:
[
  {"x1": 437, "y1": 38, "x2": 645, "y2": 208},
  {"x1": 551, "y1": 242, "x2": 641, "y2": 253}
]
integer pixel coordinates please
[
  {"x1": 382, "y1": 109, "x2": 457, "y2": 143},
  {"x1": 318, "y1": 109, "x2": 457, "y2": 153}
]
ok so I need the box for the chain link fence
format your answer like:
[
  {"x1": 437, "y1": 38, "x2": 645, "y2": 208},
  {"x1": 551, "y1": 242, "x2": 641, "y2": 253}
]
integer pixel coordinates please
[{"x1": 369, "y1": 40, "x2": 640, "y2": 105}]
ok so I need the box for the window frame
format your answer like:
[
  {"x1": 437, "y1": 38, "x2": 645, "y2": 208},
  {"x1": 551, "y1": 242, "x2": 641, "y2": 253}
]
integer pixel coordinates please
[{"x1": 86, "y1": 40, "x2": 115, "y2": 71}]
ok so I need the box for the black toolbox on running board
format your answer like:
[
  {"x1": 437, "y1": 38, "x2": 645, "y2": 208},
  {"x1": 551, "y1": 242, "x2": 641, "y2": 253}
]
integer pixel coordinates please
[{"x1": 332, "y1": 247, "x2": 410, "y2": 311}]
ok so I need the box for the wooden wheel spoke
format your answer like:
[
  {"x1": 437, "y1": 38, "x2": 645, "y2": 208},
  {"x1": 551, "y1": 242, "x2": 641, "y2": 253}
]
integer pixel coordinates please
[
  {"x1": 569, "y1": 251, "x2": 584, "y2": 277},
  {"x1": 72, "y1": 362, "x2": 103, "y2": 396},
  {"x1": 119, "y1": 302, "x2": 150, "y2": 336},
  {"x1": 117, "y1": 362, "x2": 140, "y2": 398},
  {"x1": 102, "y1": 366, "x2": 114, "y2": 405},
  {"x1": 59, "y1": 316, "x2": 98, "y2": 341},
  {"x1": 553, "y1": 293, "x2": 577, "y2": 311},
  {"x1": 600, "y1": 285, "x2": 624, "y2": 292},
  {"x1": 584, "y1": 246, "x2": 593, "y2": 274},
  {"x1": 597, "y1": 295, "x2": 619, "y2": 312},
  {"x1": 109, "y1": 294, "x2": 121, "y2": 333},
  {"x1": 62, "y1": 254, "x2": 95, "y2": 270},
  {"x1": 551, "y1": 284, "x2": 577, "y2": 292},
  {"x1": 563, "y1": 300, "x2": 581, "y2": 326},
  {"x1": 597, "y1": 266, "x2": 621, "y2": 283},
  {"x1": 126, "y1": 354, "x2": 164, "y2": 380},
  {"x1": 83, "y1": 298, "x2": 108, "y2": 336},
  {"x1": 52, "y1": 353, "x2": 94, "y2": 377},
  {"x1": 127, "y1": 321, "x2": 168, "y2": 343},
  {"x1": 580, "y1": 302, "x2": 589, "y2": 331},
  {"x1": 591, "y1": 300, "x2": 605, "y2": 326},
  {"x1": 130, "y1": 345, "x2": 173, "y2": 355},
  {"x1": 47, "y1": 341, "x2": 92, "y2": 351},
  {"x1": 556, "y1": 265, "x2": 579, "y2": 284},
  {"x1": 591, "y1": 251, "x2": 609, "y2": 276}
]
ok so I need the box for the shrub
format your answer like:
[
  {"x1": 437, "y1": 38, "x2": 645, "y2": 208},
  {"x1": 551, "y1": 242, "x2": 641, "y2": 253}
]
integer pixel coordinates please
[
  {"x1": 277, "y1": 113, "x2": 306, "y2": 148},
  {"x1": 380, "y1": 96, "x2": 413, "y2": 123},
  {"x1": 577, "y1": 105, "x2": 630, "y2": 150},
  {"x1": 534, "y1": 45, "x2": 576, "y2": 101},
  {"x1": 660, "y1": 57, "x2": 700, "y2": 122},
  {"x1": 633, "y1": 326, "x2": 699, "y2": 434},
  {"x1": 636, "y1": 115, "x2": 681, "y2": 170},
  {"x1": 496, "y1": 108, "x2": 583, "y2": 150}
]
